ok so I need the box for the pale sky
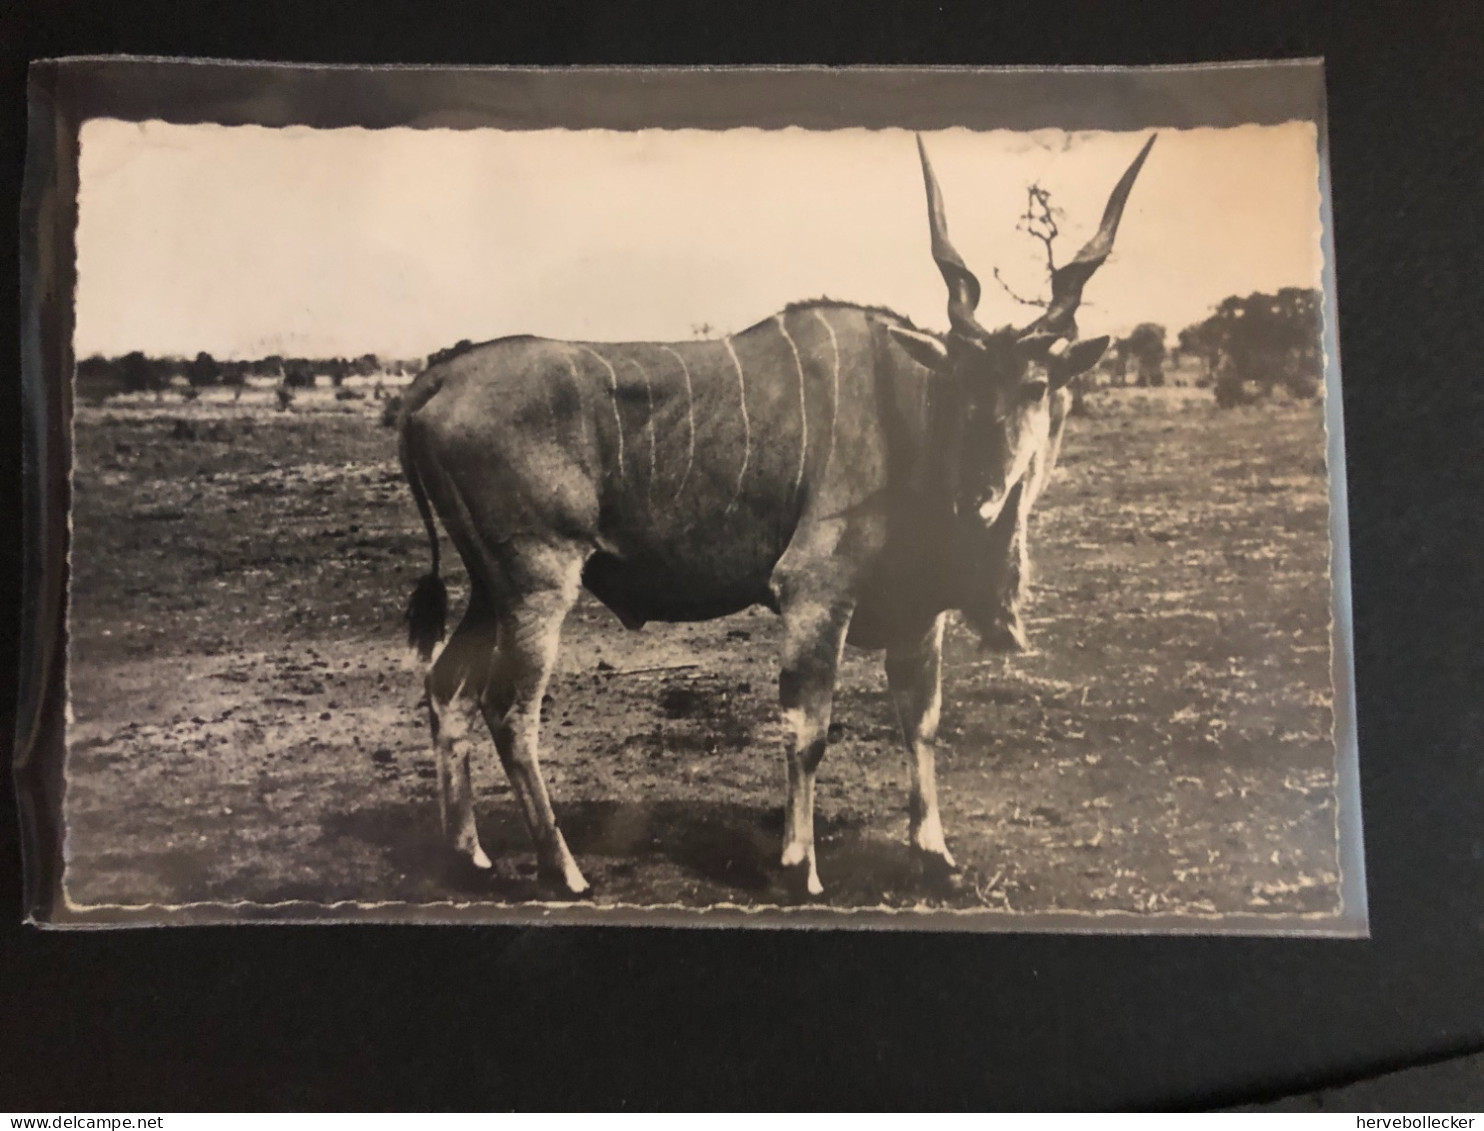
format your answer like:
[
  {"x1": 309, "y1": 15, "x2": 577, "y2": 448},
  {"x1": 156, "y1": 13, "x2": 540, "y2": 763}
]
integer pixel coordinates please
[{"x1": 74, "y1": 120, "x2": 1324, "y2": 360}]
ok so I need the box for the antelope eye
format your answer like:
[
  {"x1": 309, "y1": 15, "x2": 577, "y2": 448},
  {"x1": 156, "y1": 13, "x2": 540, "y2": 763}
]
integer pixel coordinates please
[{"x1": 1021, "y1": 378, "x2": 1049, "y2": 402}]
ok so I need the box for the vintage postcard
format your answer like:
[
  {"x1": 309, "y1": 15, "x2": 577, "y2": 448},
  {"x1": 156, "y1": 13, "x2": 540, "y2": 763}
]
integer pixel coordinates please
[{"x1": 17, "y1": 61, "x2": 1364, "y2": 930}]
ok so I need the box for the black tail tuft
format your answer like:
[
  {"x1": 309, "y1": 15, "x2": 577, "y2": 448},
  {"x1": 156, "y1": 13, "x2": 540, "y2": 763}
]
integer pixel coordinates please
[{"x1": 405, "y1": 573, "x2": 449, "y2": 661}]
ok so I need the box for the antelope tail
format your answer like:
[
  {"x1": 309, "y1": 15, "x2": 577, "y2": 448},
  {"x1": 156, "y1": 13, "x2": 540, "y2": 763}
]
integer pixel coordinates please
[{"x1": 399, "y1": 395, "x2": 448, "y2": 662}]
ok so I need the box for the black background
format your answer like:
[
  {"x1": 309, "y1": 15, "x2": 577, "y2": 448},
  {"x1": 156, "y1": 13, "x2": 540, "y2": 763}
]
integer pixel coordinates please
[{"x1": 2, "y1": 0, "x2": 1481, "y2": 1111}]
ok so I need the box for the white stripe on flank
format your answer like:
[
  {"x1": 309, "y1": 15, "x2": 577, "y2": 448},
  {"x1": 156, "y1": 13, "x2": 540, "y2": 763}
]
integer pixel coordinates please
[
  {"x1": 628, "y1": 357, "x2": 656, "y2": 506},
  {"x1": 775, "y1": 314, "x2": 809, "y2": 502},
  {"x1": 580, "y1": 346, "x2": 624, "y2": 477},
  {"x1": 723, "y1": 336, "x2": 750, "y2": 514},
  {"x1": 563, "y1": 358, "x2": 591, "y2": 451},
  {"x1": 811, "y1": 309, "x2": 841, "y2": 478},
  {"x1": 660, "y1": 345, "x2": 695, "y2": 501}
]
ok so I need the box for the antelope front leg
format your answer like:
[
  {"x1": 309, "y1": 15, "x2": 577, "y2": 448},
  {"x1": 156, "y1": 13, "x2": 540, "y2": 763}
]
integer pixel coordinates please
[
  {"x1": 776, "y1": 597, "x2": 854, "y2": 898},
  {"x1": 885, "y1": 614, "x2": 960, "y2": 880}
]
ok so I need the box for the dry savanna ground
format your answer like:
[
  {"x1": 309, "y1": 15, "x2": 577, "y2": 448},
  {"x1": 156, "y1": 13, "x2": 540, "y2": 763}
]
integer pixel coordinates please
[{"x1": 64, "y1": 379, "x2": 1343, "y2": 925}]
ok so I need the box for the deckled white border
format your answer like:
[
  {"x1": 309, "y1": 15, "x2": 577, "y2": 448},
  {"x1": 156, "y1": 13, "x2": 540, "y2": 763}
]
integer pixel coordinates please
[
  {"x1": 54, "y1": 891, "x2": 1361, "y2": 936},
  {"x1": 49, "y1": 61, "x2": 1363, "y2": 934}
]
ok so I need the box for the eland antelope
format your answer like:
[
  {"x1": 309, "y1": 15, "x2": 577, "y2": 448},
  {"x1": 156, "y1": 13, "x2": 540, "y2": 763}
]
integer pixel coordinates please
[{"x1": 398, "y1": 133, "x2": 1155, "y2": 897}]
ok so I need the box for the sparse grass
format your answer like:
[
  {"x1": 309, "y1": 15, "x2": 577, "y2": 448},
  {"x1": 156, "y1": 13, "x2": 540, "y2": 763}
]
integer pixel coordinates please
[{"x1": 63, "y1": 387, "x2": 1341, "y2": 920}]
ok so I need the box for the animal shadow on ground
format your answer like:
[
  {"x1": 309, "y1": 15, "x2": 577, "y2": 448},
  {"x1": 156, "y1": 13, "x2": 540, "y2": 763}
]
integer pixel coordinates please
[{"x1": 324, "y1": 796, "x2": 939, "y2": 909}]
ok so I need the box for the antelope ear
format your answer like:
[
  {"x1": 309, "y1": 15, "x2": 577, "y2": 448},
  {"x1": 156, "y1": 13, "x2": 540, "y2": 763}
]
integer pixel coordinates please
[
  {"x1": 888, "y1": 324, "x2": 951, "y2": 370},
  {"x1": 1051, "y1": 335, "x2": 1110, "y2": 387}
]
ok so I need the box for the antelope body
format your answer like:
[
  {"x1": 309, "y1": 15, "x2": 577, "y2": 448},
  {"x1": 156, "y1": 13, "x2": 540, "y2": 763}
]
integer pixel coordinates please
[{"x1": 399, "y1": 134, "x2": 1155, "y2": 897}]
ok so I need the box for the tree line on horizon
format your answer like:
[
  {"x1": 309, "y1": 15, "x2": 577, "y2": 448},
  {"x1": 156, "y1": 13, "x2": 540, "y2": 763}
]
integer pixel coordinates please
[
  {"x1": 1075, "y1": 286, "x2": 1324, "y2": 410},
  {"x1": 76, "y1": 288, "x2": 1323, "y2": 409},
  {"x1": 74, "y1": 350, "x2": 428, "y2": 395}
]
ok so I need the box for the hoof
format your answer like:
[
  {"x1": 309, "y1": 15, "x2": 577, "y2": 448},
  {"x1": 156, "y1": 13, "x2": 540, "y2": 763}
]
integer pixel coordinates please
[
  {"x1": 911, "y1": 847, "x2": 966, "y2": 893},
  {"x1": 445, "y1": 851, "x2": 495, "y2": 890},
  {"x1": 539, "y1": 866, "x2": 594, "y2": 902},
  {"x1": 780, "y1": 859, "x2": 825, "y2": 902}
]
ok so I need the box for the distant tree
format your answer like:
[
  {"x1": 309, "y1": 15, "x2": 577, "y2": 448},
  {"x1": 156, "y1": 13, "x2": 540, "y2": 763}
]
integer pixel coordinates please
[
  {"x1": 119, "y1": 350, "x2": 157, "y2": 393},
  {"x1": 1121, "y1": 323, "x2": 1167, "y2": 387},
  {"x1": 219, "y1": 360, "x2": 247, "y2": 389},
  {"x1": 1177, "y1": 323, "x2": 1216, "y2": 388},
  {"x1": 76, "y1": 355, "x2": 120, "y2": 402},
  {"x1": 77, "y1": 355, "x2": 112, "y2": 379},
  {"x1": 354, "y1": 353, "x2": 380, "y2": 377},
  {"x1": 1182, "y1": 288, "x2": 1323, "y2": 408},
  {"x1": 187, "y1": 350, "x2": 222, "y2": 388},
  {"x1": 282, "y1": 358, "x2": 316, "y2": 388}
]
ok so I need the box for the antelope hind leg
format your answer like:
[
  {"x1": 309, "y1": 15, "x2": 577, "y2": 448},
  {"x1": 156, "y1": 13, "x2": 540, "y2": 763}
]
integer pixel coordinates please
[
  {"x1": 425, "y1": 606, "x2": 501, "y2": 872},
  {"x1": 482, "y1": 565, "x2": 590, "y2": 899}
]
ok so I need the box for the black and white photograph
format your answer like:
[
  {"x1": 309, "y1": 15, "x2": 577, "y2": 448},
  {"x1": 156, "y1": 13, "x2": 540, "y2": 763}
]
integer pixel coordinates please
[{"x1": 38, "y1": 63, "x2": 1362, "y2": 930}]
